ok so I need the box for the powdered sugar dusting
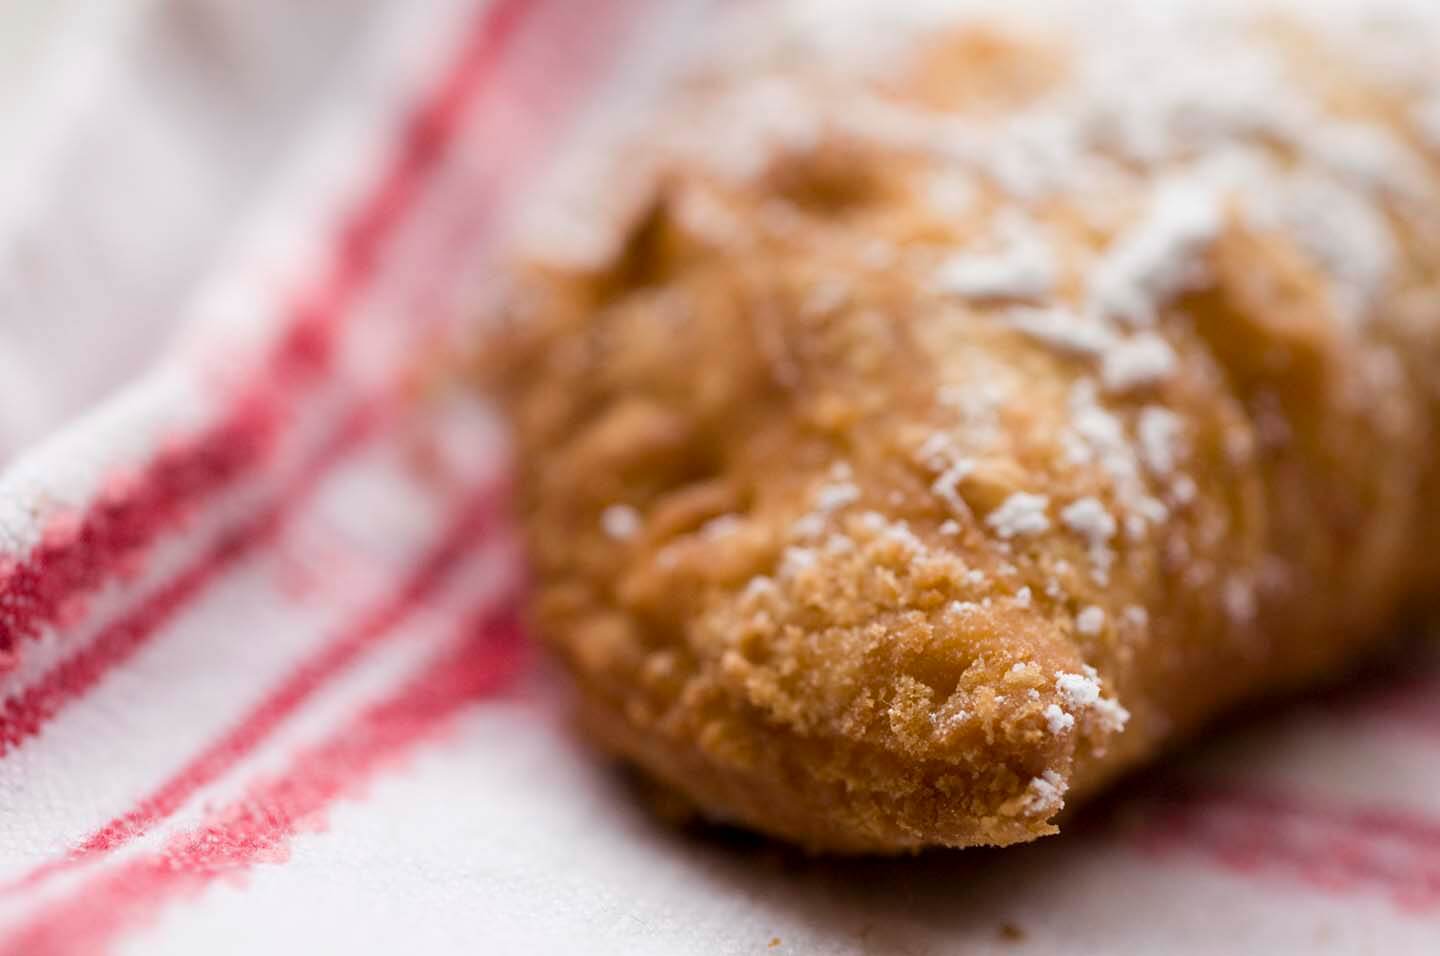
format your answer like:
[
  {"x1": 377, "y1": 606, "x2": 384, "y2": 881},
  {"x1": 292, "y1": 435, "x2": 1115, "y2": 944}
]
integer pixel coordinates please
[{"x1": 539, "y1": 0, "x2": 1438, "y2": 347}]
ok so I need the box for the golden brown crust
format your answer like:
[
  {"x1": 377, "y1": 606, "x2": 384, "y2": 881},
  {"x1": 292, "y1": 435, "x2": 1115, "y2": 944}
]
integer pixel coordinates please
[{"x1": 487, "y1": 4, "x2": 1440, "y2": 852}]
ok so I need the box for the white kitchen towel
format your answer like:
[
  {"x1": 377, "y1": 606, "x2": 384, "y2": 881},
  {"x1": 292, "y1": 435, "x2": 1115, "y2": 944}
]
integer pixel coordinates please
[{"x1": 0, "y1": 2, "x2": 1437, "y2": 954}]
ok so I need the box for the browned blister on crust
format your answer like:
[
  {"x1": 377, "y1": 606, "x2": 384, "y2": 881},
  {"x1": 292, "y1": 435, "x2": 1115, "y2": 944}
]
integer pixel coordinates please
[{"x1": 487, "y1": 2, "x2": 1440, "y2": 852}]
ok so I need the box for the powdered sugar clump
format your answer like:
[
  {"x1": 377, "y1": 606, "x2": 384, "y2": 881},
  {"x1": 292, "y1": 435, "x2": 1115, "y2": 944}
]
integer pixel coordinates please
[
  {"x1": 934, "y1": 216, "x2": 1057, "y2": 302},
  {"x1": 601, "y1": 504, "x2": 641, "y2": 540},
  {"x1": 814, "y1": 481, "x2": 861, "y2": 512},
  {"x1": 1059, "y1": 497, "x2": 1114, "y2": 584},
  {"x1": 1056, "y1": 665, "x2": 1130, "y2": 734},
  {"x1": 1043, "y1": 703, "x2": 1075, "y2": 735},
  {"x1": 1001, "y1": 306, "x2": 1113, "y2": 358},
  {"x1": 1075, "y1": 605, "x2": 1106, "y2": 636},
  {"x1": 930, "y1": 460, "x2": 976, "y2": 519},
  {"x1": 1136, "y1": 406, "x2": 1184, "y2": 477},
  {"x1": 1021, "y1": 769, "x2": 1068, "y2": 816},
  {"x1": 1224, "y1": 576, "x2": 1258, "y2": 623},
  {"x1": 1089, "y1": 179, "x2": 1223, "y2": 328},
  {"x1": 986, "y1": 492, "x2": 1051, "y2": 539},
  {"x1": 1101, "y1": 333, "x2": 1178, "y2": 393}
]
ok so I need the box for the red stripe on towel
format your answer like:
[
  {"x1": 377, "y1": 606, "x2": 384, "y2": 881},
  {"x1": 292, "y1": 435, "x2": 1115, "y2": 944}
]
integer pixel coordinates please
[
  {"x1": 0, "y1": 0, "x2": 534, "y2": 663},
  {"x1": 0, "y1": 403, "x2": 380, "y2": 759},
  {"x1": 0, "y1": 602, "x2": 527, "y2": 956},
  {"x1": 1, "y1": 479, "x2": 504, "y2": 894},
  {"x1": 1133, "y1": 780, "x2": 1440, "y2": 911}
]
